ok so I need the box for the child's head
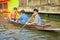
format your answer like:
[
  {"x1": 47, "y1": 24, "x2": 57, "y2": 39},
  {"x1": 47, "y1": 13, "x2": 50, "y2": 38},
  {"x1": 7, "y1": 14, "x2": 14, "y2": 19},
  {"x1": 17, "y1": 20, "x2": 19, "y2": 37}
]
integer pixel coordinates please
[
  {"x1": 14, "y1": 7, "x2": 17, "y2": 11},
  {"x1": 34, "y1": 9, "x2": 39, "y2": 12},
  {"x1": 33, "y1": 9, "x2": 39, "y2": 14},
  {"x1": 20, "y1": 10, "x2": 25, "y2": 13},
  {"x1": 33, "y1": 9, "x2": 39, "y2": 17}
]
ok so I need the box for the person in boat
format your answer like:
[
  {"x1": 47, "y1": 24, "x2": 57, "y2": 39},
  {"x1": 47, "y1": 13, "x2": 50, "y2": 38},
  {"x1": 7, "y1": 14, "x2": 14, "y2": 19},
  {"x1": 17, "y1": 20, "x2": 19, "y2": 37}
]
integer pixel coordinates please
[
  {"x1": 26, "y1": 8, "x2": 41, "y2": 26},
  {"x1": 17, "y1": 10, "x2": 28, "y2": 24},
  {"x1": 9, "y1": 7, "x2": 17, "y2": 22}
]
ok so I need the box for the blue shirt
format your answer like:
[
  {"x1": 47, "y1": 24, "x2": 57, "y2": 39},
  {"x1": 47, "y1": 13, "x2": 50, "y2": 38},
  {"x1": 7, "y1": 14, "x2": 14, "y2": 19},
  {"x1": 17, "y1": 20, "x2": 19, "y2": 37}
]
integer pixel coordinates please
[
  {"x1": 18, "y1": 13, "x2": 28, "y2": 24},
  {"x1": 34, "y1": 14, "x2": 41, "y2": 26}
]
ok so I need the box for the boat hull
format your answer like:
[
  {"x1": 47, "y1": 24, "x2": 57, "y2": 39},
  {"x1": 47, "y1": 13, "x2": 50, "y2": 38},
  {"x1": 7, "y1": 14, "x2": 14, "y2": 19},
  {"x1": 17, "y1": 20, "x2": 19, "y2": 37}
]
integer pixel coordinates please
[{"x1": 5, "y1": 18, "x2": 60, "y2": 31}]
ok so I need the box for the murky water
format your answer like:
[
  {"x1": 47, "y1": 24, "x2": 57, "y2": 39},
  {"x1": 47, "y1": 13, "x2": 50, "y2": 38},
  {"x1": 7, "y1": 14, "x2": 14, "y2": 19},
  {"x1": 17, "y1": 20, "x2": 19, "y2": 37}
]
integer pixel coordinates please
[
  {"x1": 0, "y1": 15, "x2": 60, "y2": 40},
  {"x1": 0, "y1": 29, "x2": 60, "y2": 40}
]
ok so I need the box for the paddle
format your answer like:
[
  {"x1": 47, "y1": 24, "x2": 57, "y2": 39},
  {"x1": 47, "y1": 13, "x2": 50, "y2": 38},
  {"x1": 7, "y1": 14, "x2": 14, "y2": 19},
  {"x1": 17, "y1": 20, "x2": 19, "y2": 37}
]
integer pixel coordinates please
[{"x1": 19, "y1": 16, "x2": 33, "y2": 32}]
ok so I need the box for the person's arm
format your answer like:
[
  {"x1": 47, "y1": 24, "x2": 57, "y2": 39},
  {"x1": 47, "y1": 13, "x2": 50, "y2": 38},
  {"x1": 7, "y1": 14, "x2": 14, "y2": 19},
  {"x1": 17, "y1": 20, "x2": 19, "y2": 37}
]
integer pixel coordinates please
[
  {"x1": 27, "y1": 14, "x2": 38, "y2": 25},
  {"x1": 9, "y1": 11, "x2": 14, "y2": 18}
]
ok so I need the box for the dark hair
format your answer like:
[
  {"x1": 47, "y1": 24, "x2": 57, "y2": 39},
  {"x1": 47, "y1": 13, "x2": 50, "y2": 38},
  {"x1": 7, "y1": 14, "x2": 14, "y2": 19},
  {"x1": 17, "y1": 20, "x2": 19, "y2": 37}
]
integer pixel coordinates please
[
  {"x1": 20, "y1": 10, "x2": 25, "y2": 13},
  {"x1": 14, "y1": 7, "x2": 17, "y2": 10},
  {"x1": 34, "y1": 9, "x2": 39, "y2": 12}
]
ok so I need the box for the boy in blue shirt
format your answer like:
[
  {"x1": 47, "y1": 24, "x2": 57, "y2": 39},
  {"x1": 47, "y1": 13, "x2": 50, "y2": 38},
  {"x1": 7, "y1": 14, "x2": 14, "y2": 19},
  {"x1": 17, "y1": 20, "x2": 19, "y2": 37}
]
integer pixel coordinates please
[{"x1": 18, "y1": 10, "x2": 28, "y2": 24}]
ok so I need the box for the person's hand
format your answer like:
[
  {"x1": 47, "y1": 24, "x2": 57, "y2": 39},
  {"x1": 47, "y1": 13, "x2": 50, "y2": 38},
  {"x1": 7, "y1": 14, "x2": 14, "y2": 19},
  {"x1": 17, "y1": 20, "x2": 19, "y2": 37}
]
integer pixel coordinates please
[
  {"x1": 15, "y1": 21, "x2": 17, "y2": 23},
  {"x1": 32, "y1": 14, "x2": 34, "y2": 17},
  {"x1": 26, "y1": 23, "x2": 31, "y2": 25}
]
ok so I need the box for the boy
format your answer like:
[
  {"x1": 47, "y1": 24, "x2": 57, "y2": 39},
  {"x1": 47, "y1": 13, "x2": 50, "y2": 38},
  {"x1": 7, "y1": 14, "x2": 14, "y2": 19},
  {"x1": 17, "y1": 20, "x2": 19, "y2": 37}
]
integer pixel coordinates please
[
  {"x1": 18, "y1": 10, "x2": 28, "y2": 24},
  {"x1": 9, "y1": 7, "x2": 17, "y2": 22},
  {"x1": 27, "y1": 9, "x2": 41, "y2": 26}
]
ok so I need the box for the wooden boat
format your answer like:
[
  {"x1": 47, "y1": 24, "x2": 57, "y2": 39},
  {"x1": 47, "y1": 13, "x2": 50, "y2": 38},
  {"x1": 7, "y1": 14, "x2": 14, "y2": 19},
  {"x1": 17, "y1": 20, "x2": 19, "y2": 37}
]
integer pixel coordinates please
[
  {"x1": 9, "y1": 21, "x2": 60, "y2": 31},
  {"x1": 5, "y1": 18, "x2": 60, "y2": 31}
]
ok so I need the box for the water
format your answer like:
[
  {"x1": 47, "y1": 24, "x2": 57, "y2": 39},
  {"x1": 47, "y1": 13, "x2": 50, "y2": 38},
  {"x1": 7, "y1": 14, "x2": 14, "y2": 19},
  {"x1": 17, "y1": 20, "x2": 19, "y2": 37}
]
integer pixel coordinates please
[
  {"x1": 0, "y1": 14, "x2": 60, "y2": 40},
  {"x1": 0, "y1": 29, "x2": 60, "y2": 40}
]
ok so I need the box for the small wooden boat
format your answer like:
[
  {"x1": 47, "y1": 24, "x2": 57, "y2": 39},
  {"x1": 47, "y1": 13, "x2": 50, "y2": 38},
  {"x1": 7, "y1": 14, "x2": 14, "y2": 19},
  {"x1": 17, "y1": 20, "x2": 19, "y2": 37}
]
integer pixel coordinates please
[
  {"x1": 9, "y1": 21, "x2": 60, "y2": 31},
  {"x1": 5, "y1": 18, "x2": 60, "y2": 31}
]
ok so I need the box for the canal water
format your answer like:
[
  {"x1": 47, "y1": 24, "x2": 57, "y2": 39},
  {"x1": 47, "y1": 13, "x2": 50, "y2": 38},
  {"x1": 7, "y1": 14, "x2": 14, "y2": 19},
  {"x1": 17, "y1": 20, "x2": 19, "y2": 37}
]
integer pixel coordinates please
[{"x1": 0, "y1": 14, "x2": 60, "y2": 40}]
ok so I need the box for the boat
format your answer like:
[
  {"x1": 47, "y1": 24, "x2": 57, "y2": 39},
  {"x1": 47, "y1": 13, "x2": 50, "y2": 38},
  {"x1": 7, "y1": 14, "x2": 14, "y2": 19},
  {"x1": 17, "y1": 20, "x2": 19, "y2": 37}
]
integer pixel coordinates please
[
  {"x1": 9, "y1": 21, "x2": 60, "y2": 31},
  {"x1": 4, "y1": 18, "x2": 60, "y2": 31}
]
